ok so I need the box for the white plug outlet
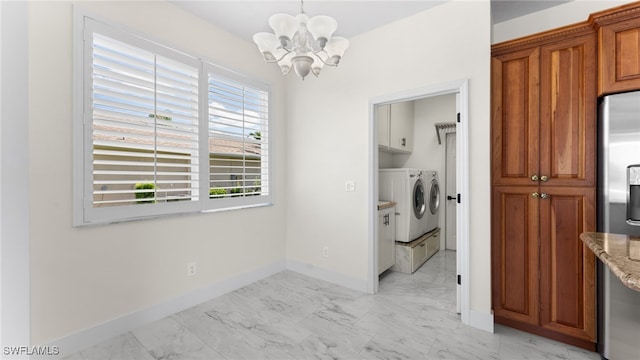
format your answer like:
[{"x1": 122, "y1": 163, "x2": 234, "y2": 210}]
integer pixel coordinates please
[
  {"x1": 323, "y1": 246, "x2": 329, "y2": 258},
  {"x1": 345, "y1": 180, "x2": 356, "y2": 192},
  {"x1": 187, "y1": 262, "x2": 197, "y2": 276}
]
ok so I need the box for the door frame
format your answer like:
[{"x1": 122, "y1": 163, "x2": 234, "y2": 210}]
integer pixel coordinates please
[
  {"x1": 445, "y1": 131, "x2": 457, "y2": 251},
  {"x1": 445, "y1": 131, "x2": 461, "y2": 313},
  {"x1": 1, "y1": 1, "x2": 31, "y2": 353},
  {"x1": 368, "y1": 79, "x2": 470, "y2": 326}
]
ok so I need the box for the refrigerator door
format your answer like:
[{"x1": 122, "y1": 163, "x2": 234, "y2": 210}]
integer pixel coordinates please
[
  {"x1": 598, "y1": 91, "x2": 640, "y2": 360},
  {"x1": 599, "y1": 91, "x2": 640, "y2": 235}
]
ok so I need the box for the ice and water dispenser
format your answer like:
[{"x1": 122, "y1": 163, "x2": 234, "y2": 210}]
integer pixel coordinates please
[{"x1": 629, "y1": 165, "x2": 640, "y2": 226}]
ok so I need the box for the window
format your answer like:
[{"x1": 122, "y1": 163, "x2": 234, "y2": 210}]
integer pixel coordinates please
[
  {"x1": 206, "y1": 69, "x2": 270, "y2": 207},
  {"x1": 74, "y1": 16, "x2": 272, "y2": 225}
]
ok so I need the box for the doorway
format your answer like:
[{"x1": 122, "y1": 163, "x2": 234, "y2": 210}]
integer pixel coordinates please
[{"x1": 368, "y1": 79, "x2": 470, "y2": 326}]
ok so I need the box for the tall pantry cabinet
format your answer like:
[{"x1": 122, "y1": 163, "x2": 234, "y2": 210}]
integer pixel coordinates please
[{"x1": 491, "y1": 23, "x2": 597, "y2": 350}]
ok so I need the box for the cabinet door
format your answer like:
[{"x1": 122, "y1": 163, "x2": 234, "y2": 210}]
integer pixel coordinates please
[
  {"x1": 491, "y1": 48, "x2": 540, "y2": 186},
  {"x1": 386, "y1": 210, "x2": 396, "y2": 270},
  {"x1": 539, "y1": 34, "x2": 597, "y2": 188},
  {"x1": 378, "y1": 209, "x2": 395, "y2": 274},
  {"x1": 376, "y1": 104, "x2": 390, "y2": 149},
  {"x1": 599, "y1": 17, "x2": 640, "y2": 95},
  {"x1": 492, "y1": 186, "x2": 540, "y2": 325},
  {"x1": 539, "y1": 187, "x2": 596, "y2": 343},
  {"x1": 389, "y1": 101, "x2": 415, "y2": 152}
]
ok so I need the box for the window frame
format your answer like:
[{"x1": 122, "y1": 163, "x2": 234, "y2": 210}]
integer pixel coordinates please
[
  {"x1": 203, "y1": 63, "x2": 273, "y2": 212},
  {"x1": 73, "y1": 11, "x2": 273, "y2": 226}
]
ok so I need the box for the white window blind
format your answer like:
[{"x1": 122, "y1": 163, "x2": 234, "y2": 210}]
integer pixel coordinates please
[
  {"x1": 75, "y1": 16, "x2": 272, "y2": 225},
  {"x1": 207, "y1": 74, "x2": 269, "y2": 201},
  {"x1": 91, "y1": 33, "x2": 200, "y2": 207}
]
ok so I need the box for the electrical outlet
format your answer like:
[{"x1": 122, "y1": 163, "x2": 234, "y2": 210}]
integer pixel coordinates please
[
  {"x1": 323, "y1": 246, "x2": 329, "y2": 258},
  {"x1": 345, "y1": 180, "x2": 356, "y2": 192},
  {"x1": 187, "y1": 262, "x2": 197, "y2": 277}
]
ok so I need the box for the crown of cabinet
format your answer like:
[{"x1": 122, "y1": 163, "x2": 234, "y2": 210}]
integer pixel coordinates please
[
  {"x1": 590, "y1": 1, "x2": 640, "y2": 27},
  {"x1": 492, "y1": 22, "x2": 595, "y2": 56},
  {"x1": 591, "y1": 2, "x2": 640, "y2": 95}
]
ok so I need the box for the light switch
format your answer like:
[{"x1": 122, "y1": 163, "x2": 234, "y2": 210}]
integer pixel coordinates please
[{"x1": 345, "y1": 180, "x2": 356, "y2": 192}]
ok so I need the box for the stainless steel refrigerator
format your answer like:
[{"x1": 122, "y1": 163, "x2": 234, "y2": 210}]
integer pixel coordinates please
[{"x1": 598, "y1": 90, "x2": 640, "y2": 359}]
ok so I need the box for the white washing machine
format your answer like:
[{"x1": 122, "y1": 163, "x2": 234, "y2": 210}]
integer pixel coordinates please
[
  {"x1": 379, "y1": 168, "x2": 431, "y2": 242},
  {"x1": 424, "y1": 170, "x2": 440, "y2": 233}
]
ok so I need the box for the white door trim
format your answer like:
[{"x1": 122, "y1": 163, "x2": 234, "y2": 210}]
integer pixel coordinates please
[
  {"x1": 368, "y1": 79, "x2": 471, "y2": 327},
  {"x1": 445, "y1": 132, "x2": 457, "y2": 251},
  {"x1": 1, "y1": 1, "x2": 31, "y2": 356}
]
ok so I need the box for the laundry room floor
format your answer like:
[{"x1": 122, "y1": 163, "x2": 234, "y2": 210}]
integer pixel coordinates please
[{"x1": 64, "y1": 251, "x2": 600, "y2": 359}]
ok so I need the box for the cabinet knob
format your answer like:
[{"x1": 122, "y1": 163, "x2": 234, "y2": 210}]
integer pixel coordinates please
[
  {"x1": 540, "y1": 193, "x2": 549, "y2": 199},
  {"x1": 532, "y1": 192, "x2": 539, "y2": 198},
  {"x1": 540, "y1": 175, "x2": 548, "y2": 182},
  {"x1": 531, "y1": 175, "x2": 539, "y2": 182}
]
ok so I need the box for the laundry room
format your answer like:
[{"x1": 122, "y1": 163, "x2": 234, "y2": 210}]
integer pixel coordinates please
[{"x1": 376, "y1": 93, "x2": 458, "y2": 282}]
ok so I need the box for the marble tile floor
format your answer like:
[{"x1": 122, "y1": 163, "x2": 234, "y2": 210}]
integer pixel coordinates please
[{"x1": 64, "y1": 251, "x2": 601, "y2": 360}]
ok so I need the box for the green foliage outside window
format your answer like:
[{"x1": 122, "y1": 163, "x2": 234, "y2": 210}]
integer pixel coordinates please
[
  {"x1": 134, "y1": 182, "x2": 156, "y2": 204},
  {"x1": 209, "y1": 187, "x2": 227, "y2": 198}
]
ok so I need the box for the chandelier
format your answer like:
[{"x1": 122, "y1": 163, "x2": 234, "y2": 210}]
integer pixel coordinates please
[{"x1": 253, "y1": 0, "x2": 349, "y2": 80}]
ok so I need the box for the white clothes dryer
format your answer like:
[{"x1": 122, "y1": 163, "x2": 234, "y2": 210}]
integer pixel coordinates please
[
  {"x1": 424, "y1": 170, "x2": 440, "y2": 233},
  {"x1": 379, "y1": 168, "x2": 430, "y2": 242}
]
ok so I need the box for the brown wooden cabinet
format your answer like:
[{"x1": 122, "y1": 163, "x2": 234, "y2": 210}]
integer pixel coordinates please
[
  {"x1": 491, "y1": 25, "x2": 597, "y2": 350},
  {"x1": 491, "y1": 186, "x2": 540, "y2": 326},
  {"x1": 492, "y1": 186, "x2": 597, "y2": 349},
  {"x1": 592, "y1": 4, "x2": 640, "y2": 95},
  {"x1": 539, "y1": 36, "x2": 597, "y2": 188},
  {"x1": 539, "y1": 187, "x2": 596, "y2": 344},
  {"x1": 491, "y1": 47, "x2": 540, "y2": 187}
]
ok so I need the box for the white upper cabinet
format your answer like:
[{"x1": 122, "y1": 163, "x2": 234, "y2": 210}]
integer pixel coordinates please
[
  {"x1": 376, "y1": 104, "x2": 391, "y2": 148},
  {"x1": 377, "y1": 102, "x2": 415, "y2": 153}
]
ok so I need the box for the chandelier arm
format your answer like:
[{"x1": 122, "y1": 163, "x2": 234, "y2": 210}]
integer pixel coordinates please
[
  {"x1": 264, "y1": 49, "x2": 294, "y2": 63},
  {"x1": 311, "y1": 51, "x2": 338, "y2": 67}
]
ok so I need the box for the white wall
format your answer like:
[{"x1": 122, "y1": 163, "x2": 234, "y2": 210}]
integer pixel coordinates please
[
  {"x1": 378, "y1": 150, "x2": 393, "y2": 168},
  {"x1": 493, "y1": 0, "x2": 637, "y2": 44},
  {"x1": 392, "y1": 95, "x2": 456, "y2": 171},
  {"x1": 286, "y1": 0, "x2": 492, "y2": 313},
  {"x1": 28, "y1": 1, "x2": 286, "y2": 345}
]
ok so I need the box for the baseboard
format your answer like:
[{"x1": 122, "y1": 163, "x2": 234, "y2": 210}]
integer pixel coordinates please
[
  {"x1": 48, "y1": 259, "x2": 286, "y2": 358},
  {"x1": 468, "y1": 309, "x2": 495, "y2": 333},
  {"x1": 495, "y1": 315, "x2": 597, "y2": 351},
  {"x1": 286, "y1": 259, "x2": 368, "y2": 293}
]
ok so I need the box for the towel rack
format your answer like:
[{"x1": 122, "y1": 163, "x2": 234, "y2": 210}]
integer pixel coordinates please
[{"x1": 434, "y1": 122, "x2": 456, "y2": 145}]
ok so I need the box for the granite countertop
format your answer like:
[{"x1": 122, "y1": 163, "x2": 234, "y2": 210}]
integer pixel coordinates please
[
  {"x1": 580, "y1": 232, "x2": 640, "y2": 292},
  {"x1": 377, "y1": 201, "x2": 397, "y2": 210}
]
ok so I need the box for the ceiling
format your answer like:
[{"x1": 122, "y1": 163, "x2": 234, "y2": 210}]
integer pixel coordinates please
[
  {"x1": 491, "y1": 0, "x2": 571, "y2": 23},
  {"x1": 170, "y1": 0, "x2": 573, "y2": 42}
]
